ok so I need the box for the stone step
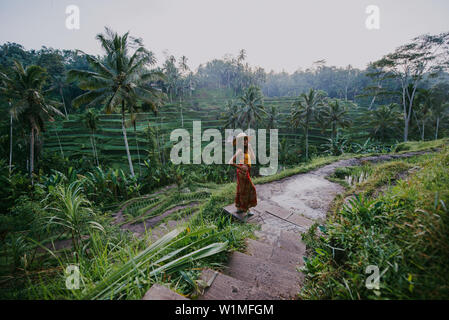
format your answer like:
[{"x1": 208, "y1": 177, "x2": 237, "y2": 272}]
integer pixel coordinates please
[
  {"x1": 245, "y1": 238, "x2": 304, "y2": 272},
  {"x1": 225, "y1": 251, "x2": 303, "y2": 299},
  {"x1": 198, "y1": 269, "x2": 276, "y2": 300},
  {"x1": 223, "y1": 204, "x2": 247, "y2": 221},
  {"x1": 253, "y1": 201, "x2": 315, "y2": 229},
  {"x1": 254, "y1": 224, "x2": 306, "y2": 256},
  {"x1": 142, "y1": 284, "x2": 189, "y2": 300}
]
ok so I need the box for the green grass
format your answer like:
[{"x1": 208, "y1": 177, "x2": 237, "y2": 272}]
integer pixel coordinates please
[
  {"x1": 300, "y1": 147, "x2": 449, "y2": 299},
  {"x1": 393, "y1": 138, "x2": 448, "y2": 153}
]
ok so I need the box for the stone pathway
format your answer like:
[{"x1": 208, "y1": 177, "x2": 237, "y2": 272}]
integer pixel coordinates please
[{"x1": 143, "y1": 150, "x2": 432, "y2": 300}]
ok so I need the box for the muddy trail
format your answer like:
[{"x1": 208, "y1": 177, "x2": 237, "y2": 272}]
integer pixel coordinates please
[{"x1": 143, "y1": 150, "x2": 435, "y2": 300}]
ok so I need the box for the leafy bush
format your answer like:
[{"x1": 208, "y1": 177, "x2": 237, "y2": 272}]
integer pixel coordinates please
[
  {"x1": 44, "y1": 181, "x2": 104, "y2": 253},
  {"x1": 322, "y1": 134, "x2": 348, "y2": 156},
  {"x1": 393, "y1": 142, "x2": 411, "y2": 153}
]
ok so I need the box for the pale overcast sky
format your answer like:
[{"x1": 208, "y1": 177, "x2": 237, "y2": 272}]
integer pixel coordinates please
[{"x1": 1, "y1": 0, "x2": 449, "y2": 73}]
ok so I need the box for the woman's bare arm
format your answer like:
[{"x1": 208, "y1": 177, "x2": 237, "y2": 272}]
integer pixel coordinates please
[
  {"x1": 228, "y1": 150, "x2": 238, "y2": 166},
  {"x1": 228, "y1": 149, "x2": 247, "y2": 171}
]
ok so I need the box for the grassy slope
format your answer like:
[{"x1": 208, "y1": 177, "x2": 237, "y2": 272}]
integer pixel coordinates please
[{"x1": 300, "y1": 146, "x2": 449, "y2": 299}]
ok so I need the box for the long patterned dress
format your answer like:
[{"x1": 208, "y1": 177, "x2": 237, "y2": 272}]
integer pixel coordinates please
[{"x1": 235, "y1": 153, "x2": 257, "y2": 212}]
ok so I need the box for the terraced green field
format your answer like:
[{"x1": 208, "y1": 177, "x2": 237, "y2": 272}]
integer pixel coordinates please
[{"x1": 43, "y1": 96, "x2": 374, "y2": 169}]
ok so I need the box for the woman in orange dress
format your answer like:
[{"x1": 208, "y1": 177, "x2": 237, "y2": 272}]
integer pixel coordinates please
[{"x1": 228, "y1": 133, "x2": 257, "y2": 215}]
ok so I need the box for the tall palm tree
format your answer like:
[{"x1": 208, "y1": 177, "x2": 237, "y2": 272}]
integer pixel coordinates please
[
  {"x1": 266, "y1": 105, "x2": 281, "y2": 130},
  {"x1": 316, "y1": 98, "x2": 352, "y2": 139},
  {"x1": 0, "y1": 60, "x2": 63, "y2": 183},
  {"x1": 238, "y1": 85, "x2": 266, "y2": 130},
  {"x1": 291, "y1": 89, "x2": 325, "y2": 160},
  {"x1": 222, "y1": 100, "x2": 240, "y2": 129},
  {"x1": 368, "y1": 103, "x2": 400, "y2": 141},
  {"x1": 179, "y1": 56, "x2": 189, "y2": 75},
  {"x1": 237, "y1": 49, "x2": 247, "y2": 64},
  {"x1": 46, "y1": 76, "x2": 68, "y2": 158},
  {"x1": 177, "y1": 55, "x2": 191, "y2": 127},
  {"x1": 49, "y1": 75, "x2": 69, "y2": 117},
  {"x1": 163, "y1": 55, "x2": 179, "y2": 102},
  {"x1": 83, "y1": 108, "x2": 100, "y2": 166},
  {"x1": 8, "y1": 99, "x2": 13, "y2": 173},
  {"x1": 68, "y1": 27, "x2": 165, "y2": 177}
]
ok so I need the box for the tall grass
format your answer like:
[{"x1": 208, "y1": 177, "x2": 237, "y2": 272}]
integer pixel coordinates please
[
  {"x1": 43, "y1": 182, "x2": 104, "y2": 253},
  {"x1": 81, "y1": 226, "x2": 227, "y2": 300}
]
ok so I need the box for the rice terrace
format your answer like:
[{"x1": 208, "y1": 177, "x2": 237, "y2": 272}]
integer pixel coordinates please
[{"x1": 1, "y1": 0, "x2": 449, "y2": 310}]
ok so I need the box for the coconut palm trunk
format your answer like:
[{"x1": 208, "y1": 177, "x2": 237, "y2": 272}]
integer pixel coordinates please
[
  {"x1": 134, "y1": 128, "x2": 142, "y2": 176},
  {"x1": 55, "y1": 130, "x2": 64, "y2": 157},
  {"x1": 59, "y1": 87, "x2": 68, "y2": 117},
  {"x1": 122, "y1": 101, "x2": 135, "y2": 177},
  {"x1": 93, "y1": 134, "x2": 99, "y2": 166},
  {"x1": 305, "y1": 127, "x2": 309, "y2": 160},
  {"x1": 180, "y1": 97, "x2": 184, "y2": 128},
  {"x1": 90, "y1": 135, "x2": 99, "y2": 166},
  {"x1": 9, "y1": 112, "x2": 13, "y2": 174},
  {"x1": 30, "y1": 127, "x2": 35, "y2": 185},
  {"x1": 332, "y1": 121, "x2": 337, "y2": 140}
]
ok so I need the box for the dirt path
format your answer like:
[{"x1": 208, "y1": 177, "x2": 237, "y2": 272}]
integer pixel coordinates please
[{"x1": 250, "y1": 151, "x2": 430, "y2": 233}]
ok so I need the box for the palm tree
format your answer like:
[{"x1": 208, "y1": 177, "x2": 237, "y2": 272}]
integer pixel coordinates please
[
  {"x1": 186, "y1": 71, "x2": 195, "y2": 97},
  {"x1": 222, "y1": 100, "x2": 240, "y2": 129},
  {"x1": 49, "y1": 75, "x2": 69, "y2": 117},
  {"x1": 237, "y1": 49, "x2": 247, "y2": 64},
  {"x1": 83, "y1": 109, "x2": 100, "y2": 166},
  {"x1": 163, "y1": 55, "x2": 179, "y2": 102},
  {"x1": 68, "y1": 27, "x2": 165, "y2": 177},
  {"x1": 8, "y1": 99, "x2": 12, "y2": 173},
  {"x1": 238, "y1": 85, "x2": 266, "y2": 130},
  {"x1": 368, "y1": 103, "x2": 400, "y2": 141},
  {"x1": 291, "y1": 89, "x2": 325, "y2": 160},
  {"x1": 0, "y1": 60, "x2": 63, "y2": 183},
  {"x1": 177, "y1": 56, "x2": 191, "y2": 127},
  {"x1": 266, "y1": 105, "x2": 281, "y2": 130},
  {"x1": 316, "y1": 98, "x2": 352, "y2": 139},
  {"x1": 179, "y1": 55, "x2": 189, "y2": 75}
]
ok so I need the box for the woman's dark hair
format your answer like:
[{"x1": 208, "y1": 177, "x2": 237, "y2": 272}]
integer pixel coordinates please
[{"x1": 243, "y1": 137, "x2": 248, "y2": 153}]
